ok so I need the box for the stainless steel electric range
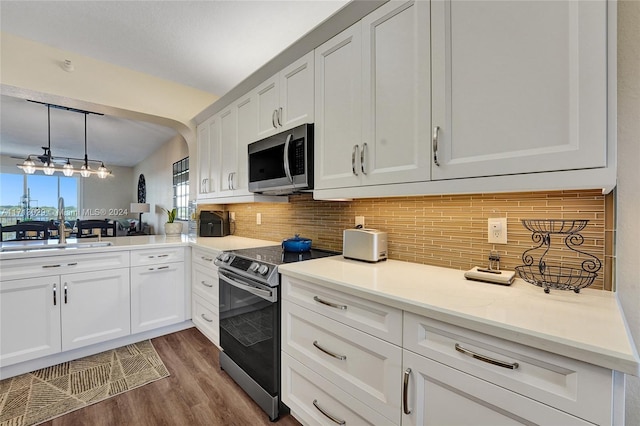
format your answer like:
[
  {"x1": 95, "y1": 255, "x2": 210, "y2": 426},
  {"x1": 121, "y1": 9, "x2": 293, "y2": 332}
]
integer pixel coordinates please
[{"x1": 214, "y1": 245, "x2": 339, "y2": 421}]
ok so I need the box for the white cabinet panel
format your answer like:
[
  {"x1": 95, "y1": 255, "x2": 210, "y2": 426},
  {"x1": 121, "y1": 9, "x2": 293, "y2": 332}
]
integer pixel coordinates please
[
  {"x1": 60, "y1": 269, "x2": 130, "y2": 351},
  {"x1": 197, "y1": 115, "x2": 220, "y2": 198},
  {"x1": 218, "y1": 105, "x2": 238, "y2": 197},
  {"x1": 314, "y1": 22, "x2": 362, "y2": 190},
  {"x1": 0, "y1": 277, "x2": 62, "y2": 366},
  {"x1": 256, "y1": 74, "x2": 280, "y2": 139},
  {"x1": 360, "y1": 0, "x2": 430, "y2": 185},
  {"x1": 131, "y1": 262, "x2": 185, "y2": 334},
  {"x1": 402, "y1": 349, "x2": 592, "y2": 426},
  {"x1": 130, "y1": 246, "x2": 185, "y2": 266},
  {"x1": 192, "y1": 293, "x2": 219, "y2": 347},
  {"x1": 430, "y1": 0, "x2": 607, "y2": 179}
]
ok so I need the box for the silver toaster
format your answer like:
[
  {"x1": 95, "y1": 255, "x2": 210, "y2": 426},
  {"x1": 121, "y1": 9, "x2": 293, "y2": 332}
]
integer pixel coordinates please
[{"x1": 343, "y1": 228, "x2": 388, "y2": 262}]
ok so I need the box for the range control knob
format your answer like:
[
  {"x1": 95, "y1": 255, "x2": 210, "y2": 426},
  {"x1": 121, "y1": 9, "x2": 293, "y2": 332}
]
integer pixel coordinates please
[
  {"x1": 220, "y1": 253, "x2": 232, "y2": 263},
  {"x1": 257, "y1": 265, "x2": 269, "y2": 276},
  {"x1": 249, "y1": 262, "x2": 260, "y2": 272}
]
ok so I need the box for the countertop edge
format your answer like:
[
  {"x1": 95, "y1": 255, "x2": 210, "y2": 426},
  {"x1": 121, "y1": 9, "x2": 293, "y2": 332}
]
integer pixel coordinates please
[{"x1": 279, "y1": 265, "x2": 640, "y2": 376}]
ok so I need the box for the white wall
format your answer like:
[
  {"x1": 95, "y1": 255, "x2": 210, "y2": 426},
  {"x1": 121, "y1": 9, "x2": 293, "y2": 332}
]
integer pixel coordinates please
[
  {"x1": 616, "y1": 1, "x2": 640, "y2": 424},
  {"x1": 133, "y1": 134, "x2": 189, "y2": 234},
  {"x1": 79, "y1": 165, "x2": 133, "y2": 219}
]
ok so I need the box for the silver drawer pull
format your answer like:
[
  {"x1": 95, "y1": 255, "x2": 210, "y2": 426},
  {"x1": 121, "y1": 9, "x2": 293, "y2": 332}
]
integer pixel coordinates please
[
  {"x1": 200, "y1": 313, "x2": 213, "y2": 323},
  {"x1": 157, "y1": 254, "x2": 169, "y2": 258},
  {"x1": 455, "y1": 343, "x2": 519, "y2": 370},
  {"x1": 64, "y1": 283, "x2": 68, "y2": 304},
  {"x1": 312, "y1": 399, "x2": 346, "y2": 425},
  {"x1": 53, "y1": 283, "x2": 57, "y2": 306},
  {"x1": 42, "y1": 264, "x2": 61, "y2": 268},
  {"x1": 313, "y1": 340, "x2": 346, "y2": 361},
  {"x1": 66, "y1": 262, "x2": 77, "y2": 266},
  {"x1": 432, "y1": 126, "x2": 440, "y2": 166},
  {"x1": 403, "y1": 368, "x2": 411, "y2": 414},
  {"x1": 313, "y1": 296, "x2": 347, "y2": 310},
  {"x1": 201, "y1": 281, "x2": 214, "y2": 288},
  {"x1": 201, "y1": 256, "x2": 213, "y2": 262}
]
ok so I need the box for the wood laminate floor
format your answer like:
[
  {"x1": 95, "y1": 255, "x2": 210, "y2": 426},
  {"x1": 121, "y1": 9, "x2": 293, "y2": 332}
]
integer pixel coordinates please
[{"x1": 41, "y1": 328, "x2": 301, "y2": 426}]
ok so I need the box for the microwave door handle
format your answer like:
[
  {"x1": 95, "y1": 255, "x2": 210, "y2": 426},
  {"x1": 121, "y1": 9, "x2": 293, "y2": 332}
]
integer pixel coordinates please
[{"x1": 283, "y1": 133, "x2": 294, "y2": 183}]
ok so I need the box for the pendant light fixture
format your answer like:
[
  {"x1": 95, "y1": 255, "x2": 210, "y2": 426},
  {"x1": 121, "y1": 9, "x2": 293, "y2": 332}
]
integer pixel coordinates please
[{"x1": 17, "y1": 101, "x2": 112, "y2": 178}]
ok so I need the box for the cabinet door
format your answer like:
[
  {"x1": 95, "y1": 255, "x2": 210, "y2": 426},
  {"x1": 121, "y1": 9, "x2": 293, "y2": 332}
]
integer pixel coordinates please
[
  {"x1": 0, "y1": 277, "x2": 61, "y2": 366},
  {"x1": 131, "y1": 262, "x2": 185, "y2": 334},
  {"x1": 402, "y1": 350, "x2": 592, "y2": 426},
  {"x1": 60, "y1": 269, "x2": 130, "y2": 351},
  {"x1": 279, "y1": 51, "x2": 314, "y2": 130},
  {"x1": 256, "y1": 73, "x2": 280, "y2": 139},
  {"x1": 234, "y1": 91, "x2": 258, "y2": 195},
  {"x1": 361, "y1": 0, "x2": 431, "y2": 186},
  {"x1": 431, "y1": 0, "x2": 607, "y2": 179},
  {"x1": 314, "y1": 22, "x2": 363, "y2": 190},
  {"x1": 197, "y1": 117, "x2": 211, "y2": 197},
  {"x1": 218, "y1": 105, "x2": 238, "y2": 197}
]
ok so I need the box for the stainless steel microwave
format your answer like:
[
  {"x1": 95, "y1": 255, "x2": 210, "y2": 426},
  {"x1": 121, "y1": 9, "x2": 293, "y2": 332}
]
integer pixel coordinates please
[{"x1": 248, "y1": 123, "x2": 313, "y2": 195}]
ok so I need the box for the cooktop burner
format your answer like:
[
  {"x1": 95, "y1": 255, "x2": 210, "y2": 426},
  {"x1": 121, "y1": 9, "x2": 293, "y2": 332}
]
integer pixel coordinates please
[{"x1": 229, "y1": 245, "x2": 340, "y2": 266}]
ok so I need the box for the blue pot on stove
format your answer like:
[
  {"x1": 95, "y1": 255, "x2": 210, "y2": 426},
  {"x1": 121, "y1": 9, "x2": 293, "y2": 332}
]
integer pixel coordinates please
[{"x1": 282, "y1": 234, "x2": 312, "y2": 252}]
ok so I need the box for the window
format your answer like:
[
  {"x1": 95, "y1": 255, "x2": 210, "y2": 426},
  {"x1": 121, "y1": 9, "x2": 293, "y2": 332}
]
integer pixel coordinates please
[
  {"x1": 172, "y1": 157, "x2": 189, "y2": 221},
  {"x1": 0, "y1": 173, "x2": 79, "y2": 226}
]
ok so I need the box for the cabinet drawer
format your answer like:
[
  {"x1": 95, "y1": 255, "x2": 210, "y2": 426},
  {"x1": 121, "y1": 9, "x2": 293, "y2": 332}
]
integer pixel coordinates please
[
  {"x1": 283, "y1": 300, "x2": 401, "y2": 423},
  {"x1": 0, "y1": 251, "x2": 129, "y2": 280},
  {"x1": 282, "y1": 276, "x2": 402, "y2": 345},
  {"x1": 192, "y1": 293, "x2": 219, "y2": 347},
  {"x1": 130, "y1": 246, "x2": 185, "y2": 266},
  {"x1": 282, "y1": 353, "x2": 395, "y2": 426},
  {"x1": 403, "y1": 313, "x2": 612, "y2": 425},
  {"x1": 191, "y1": 247, "x2": 219, "y2": 268},
  {"x1": 192, "y1": 263, "x2": 218, "y2": 304}
]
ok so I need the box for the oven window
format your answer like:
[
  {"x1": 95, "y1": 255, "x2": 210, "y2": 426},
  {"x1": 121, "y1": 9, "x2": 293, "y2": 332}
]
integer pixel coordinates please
[{"x1": 219, "y1": 281, "x2": 279, "y2": 395}]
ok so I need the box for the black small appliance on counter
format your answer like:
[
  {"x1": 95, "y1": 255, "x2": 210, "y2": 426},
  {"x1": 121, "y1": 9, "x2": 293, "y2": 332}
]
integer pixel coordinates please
[{"x1": 199, "y1": 210, "x2": 230, "y2": 237}]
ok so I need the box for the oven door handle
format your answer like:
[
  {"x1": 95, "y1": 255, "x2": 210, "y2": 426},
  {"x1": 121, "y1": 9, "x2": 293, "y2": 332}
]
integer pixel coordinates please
[{"x1": 218, "y1": 269, "x2": 275, "y2": 302}]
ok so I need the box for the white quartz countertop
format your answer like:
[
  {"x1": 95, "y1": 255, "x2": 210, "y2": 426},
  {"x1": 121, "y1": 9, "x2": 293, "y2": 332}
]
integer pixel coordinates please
[
  {"x1": 278, "y1": 256, "x2": 640, "y2": 376},
  {"x1": 190, "y1": 235, "x2": 278, "y2": 252}
]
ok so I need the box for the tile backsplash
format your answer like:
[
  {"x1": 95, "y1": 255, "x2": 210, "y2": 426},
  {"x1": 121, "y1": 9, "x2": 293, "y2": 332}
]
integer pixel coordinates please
[{"x1": 199, "y1": 189, "x2": 612, "y2": 291}]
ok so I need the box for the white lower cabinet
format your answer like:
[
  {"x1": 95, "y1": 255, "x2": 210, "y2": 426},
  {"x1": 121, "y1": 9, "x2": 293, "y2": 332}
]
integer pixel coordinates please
[
  {"x1": 0, "y1": 277, "x2": 62, "y2": 365},
  {"x1": 281, "y1": 275, "x2": 620, "y2": 426},
  {"x1": 401, "y1": 349, "x2": 592, "y2": 426},
  {"x1": 130, "y1": 262, "x2": 185, "y2": 334},
  {"x1": 191, "y1": 247, "x2": 220, "y2": 346}
]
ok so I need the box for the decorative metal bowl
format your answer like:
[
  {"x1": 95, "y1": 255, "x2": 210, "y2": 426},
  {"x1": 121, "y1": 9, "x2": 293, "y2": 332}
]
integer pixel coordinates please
[
  {"x1": 515, "y1": 264, "x2": 597, "y2": 294},
  {"x1": 521, "y1": 219, "x2": 589, "y2": 235}
]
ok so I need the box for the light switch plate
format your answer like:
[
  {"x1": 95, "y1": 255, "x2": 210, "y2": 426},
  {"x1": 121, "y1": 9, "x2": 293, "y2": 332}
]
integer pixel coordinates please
[{"x1": 488, "y1": 218, "x2": 507, "y2": 244}]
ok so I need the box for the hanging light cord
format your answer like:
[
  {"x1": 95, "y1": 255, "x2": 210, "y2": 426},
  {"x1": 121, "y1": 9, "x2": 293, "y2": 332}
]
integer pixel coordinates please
[{"x1": 84, "y1": 113, "x2": 89, "y2": 168}]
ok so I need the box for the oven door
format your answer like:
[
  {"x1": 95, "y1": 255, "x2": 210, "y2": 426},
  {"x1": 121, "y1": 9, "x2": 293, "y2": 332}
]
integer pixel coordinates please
[{"x1": 218, "y1": 268, "x2": 279, "y2": 396}]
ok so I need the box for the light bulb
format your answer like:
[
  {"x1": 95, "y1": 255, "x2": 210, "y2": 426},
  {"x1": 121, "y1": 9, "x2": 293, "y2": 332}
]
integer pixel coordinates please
[
  {"x1": 97, "y1": 163, "x2": 109, "y2": 179},
  {"x1": 80, "y1": 164, "x2": 92, "y2": 178},
  {"x1": 22, "y1": 157, "x2": 36, "y2": 174},
  {"x1": 43, "y1": 161, "x2": 55, "y2": 175},
  {"x1": 62, "y1": 160, "x2": 74, "y2": 177}
]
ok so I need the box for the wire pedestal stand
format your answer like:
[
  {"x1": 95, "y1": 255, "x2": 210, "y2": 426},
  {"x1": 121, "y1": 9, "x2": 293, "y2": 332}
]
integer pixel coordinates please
[{"x1": 515, "y1": 219, "x2": 602, "y2": 294}]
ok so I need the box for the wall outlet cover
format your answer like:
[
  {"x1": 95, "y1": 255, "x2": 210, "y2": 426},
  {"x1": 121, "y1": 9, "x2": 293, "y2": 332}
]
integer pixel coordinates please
[{"x1": 488, "y1": 218, "x2": 507, "y2": 244}]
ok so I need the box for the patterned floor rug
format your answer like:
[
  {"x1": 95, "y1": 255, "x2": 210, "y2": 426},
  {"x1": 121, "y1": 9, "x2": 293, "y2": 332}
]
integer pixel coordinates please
[{"x1": 0, "y1": 340, "x2": 169, "y2": 426}]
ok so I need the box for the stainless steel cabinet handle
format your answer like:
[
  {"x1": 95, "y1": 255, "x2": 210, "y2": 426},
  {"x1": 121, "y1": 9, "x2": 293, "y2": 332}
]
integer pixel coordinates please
[
  {"x1": 313, "y1": 340, "x2": 347, "y2": 360},
  {"x1": 201, "y1": 280, "x2": 214, "y2": 288},
  {"x1": 432, "y1": 126, "x2": 440, "y2": 166},
  {"x1": 148, "y1": 265, "x2": 170, "y2": 271},
  {"x1": 43, "y1": 264, "x2": 61, "y2": 268},
  {"x1": 277, "y1": 107, "x2": 283, "y2": 126},
  {"x1": 53, "y1": 283, "x2": 57, "y2": 306},
  {"x1": 64, "y1": 283, "x2": 68, "y2": 304},
  {"x1": 312, "y1": 399, "x2": 346, "y2": 425},
  {"x1": 313, "y1": 296, "x2": 347, "y2": 310},
  {"x1": 455, "y1": 343, "x2": 519, "y2": 370},
  {"x1": 66, "y1": 262, "x2": 78, "y2": 266},
  {"x1": 360, "y1": 143, "x2": 367, "y2": 175},
  {"x1": 351, "y1": 145, "x2": 359, "y2": 176},
  {"x1": 157, "y1": 254, "x2": 169, "y2": 258},
  {"x1": 228, "y1": 172, "x2": 236, "y2": 190},
  {"x1": 272, "y1": 109, "x2": 278, "y2": 128},
  {"x1": 403, "y1": 368, "x2": 412, "y2": 414},
  {"x1": 201, "y1": 256, "x2": 214, "y2": 262},
  {"x1": 200, "y1": 313, "x2": 213, "y2": 323}
]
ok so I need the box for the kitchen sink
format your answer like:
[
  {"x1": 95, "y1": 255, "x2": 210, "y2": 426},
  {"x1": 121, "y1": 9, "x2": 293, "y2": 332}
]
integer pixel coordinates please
[{"x1": 0, "y1": 240, "x2": 113, "y2": 252}]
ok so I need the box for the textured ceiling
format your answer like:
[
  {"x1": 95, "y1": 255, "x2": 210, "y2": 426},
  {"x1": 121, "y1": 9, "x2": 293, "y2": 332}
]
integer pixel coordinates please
[{"x1": 0, "y1": 0, "x2": 348, "y2": 166}]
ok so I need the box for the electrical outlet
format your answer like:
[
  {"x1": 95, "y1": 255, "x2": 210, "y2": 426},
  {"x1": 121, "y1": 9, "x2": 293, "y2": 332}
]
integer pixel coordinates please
[
  {"x1": 229, "y1": 211, "x2": 235, "y2": 220},
  {"x1": 488, "y1": 218, "x2": 507, "y2": 244},
  {"x1": 355, "y1": 216, "x2": 365, "y2": 227},
  {"x1": 256, "y1": 213, "x2": 262, "y2": 225}
]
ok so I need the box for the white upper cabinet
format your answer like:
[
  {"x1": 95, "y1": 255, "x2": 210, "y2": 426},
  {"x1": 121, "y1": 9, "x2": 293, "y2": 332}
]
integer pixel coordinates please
[
  {"x1": 361, "y1": 0, "x2": 431, "y2": 186},
  {"x1": 233, "y1": 91, "x2": 258, "y2": 196},
  {"x1": 217, "y1": 105, "x2": 238, "y2": 197},
  {"x1": 315, "y1": 0, "x2": 431, "y2": 190},
  {"x1": 256, "y1": 51, "x2": 314, "y2": 139},
  {"x1": 430, "y1": 0, "x2": 608, "y2": 180},
  {"x1": 314, "y1": 22, "x2": 363, "y2": 190},
  {"x1": 196, "y1": 115, "x2": 219, "y2": 198}
]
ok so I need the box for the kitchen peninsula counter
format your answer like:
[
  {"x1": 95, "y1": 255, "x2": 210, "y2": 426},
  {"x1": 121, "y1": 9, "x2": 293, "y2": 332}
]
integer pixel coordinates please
[{"x1": 279, "y1": 255, "x2": 640, "y2": 376}]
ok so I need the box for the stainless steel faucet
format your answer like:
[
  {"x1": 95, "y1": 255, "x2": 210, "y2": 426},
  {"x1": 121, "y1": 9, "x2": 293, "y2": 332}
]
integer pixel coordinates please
[{"x1": 58, "y1": 197, "x2": 66, "y2": 244}]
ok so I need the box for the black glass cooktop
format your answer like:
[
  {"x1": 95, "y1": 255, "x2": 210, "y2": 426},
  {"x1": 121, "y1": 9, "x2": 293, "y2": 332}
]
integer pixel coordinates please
[{"x1": 229, "y1": 245, "x2": 339, "y2": 266}]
